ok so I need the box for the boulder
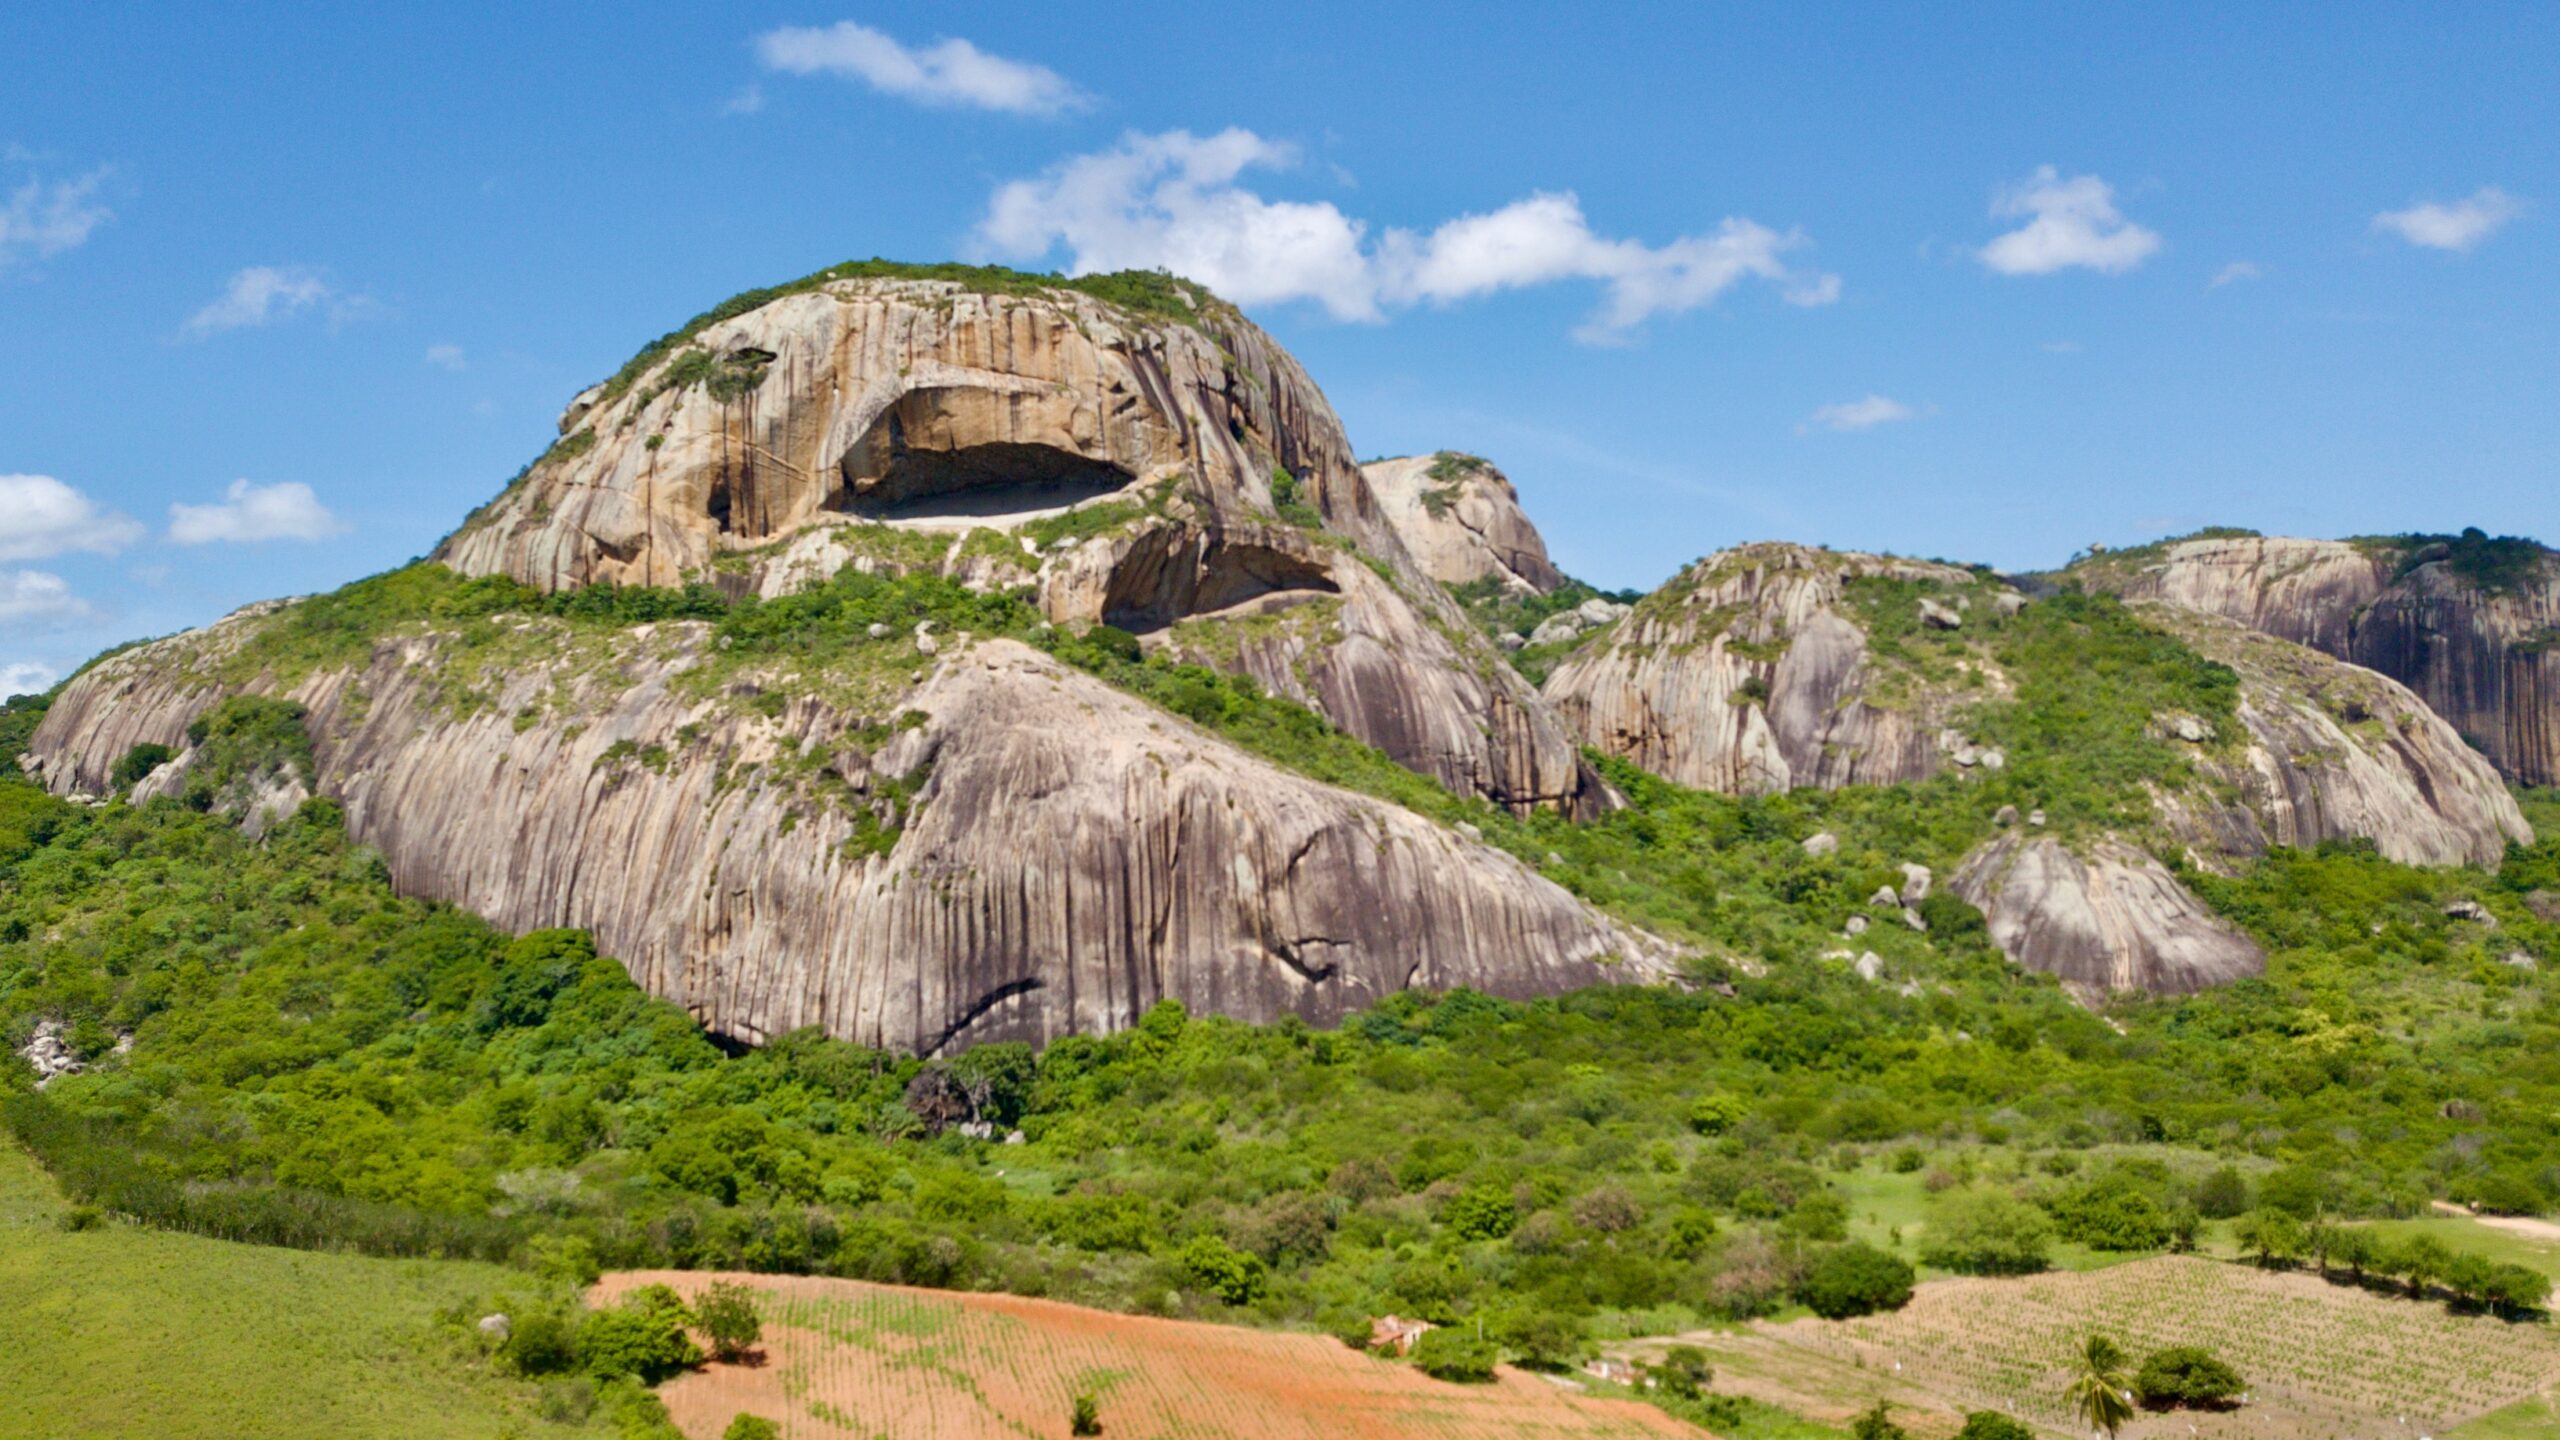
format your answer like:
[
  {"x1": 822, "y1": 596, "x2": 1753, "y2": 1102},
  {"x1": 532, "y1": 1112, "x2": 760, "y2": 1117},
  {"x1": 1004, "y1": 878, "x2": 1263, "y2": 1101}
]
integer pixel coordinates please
[
  {"x1": 1801, "y1": 831, "x2": 1839, "y2": 857},
  {"x1": 1952, "y1": 834, "x2": 2264, "y2": 994},
  {"x1": 1898, "y1": 863, "x2": 1934, "y2": 903},
  {"x1": 1359, "y1": 453, "x2": 1566, "y2": 594},
  {"x1": 1918, "y1": 597, "x2": 1964, "y2": 630}
]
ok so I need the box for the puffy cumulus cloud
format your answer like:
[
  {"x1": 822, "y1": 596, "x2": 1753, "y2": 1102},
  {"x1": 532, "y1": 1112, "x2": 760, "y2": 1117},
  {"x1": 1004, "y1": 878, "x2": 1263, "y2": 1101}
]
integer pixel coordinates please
[
  {"x1": 1977, "y1": 167, "x2": 2161, "y2": 276},
  {"x1": 183, "y1": 265, "x2": 375, "y2": 338},
  {"x1": 2371, "y1": 187, "x2": 2522, "y2": 252},
  {"x1": 167, "y1": 479, "x2": 348, "y2": 545},
  {"x1": 754, "y1": 21, "x2": 1086, "y2": 116},
  {"x1": 0, "y1": 660, "x2": 58, "y2": 698},
  {"x1": 1, "y1": 164, "x2": 112, "y2": 269},
  {"x1": 0, "y1": 473, "x2": 143, "y2": 562},
  {"x1": 975, "y1": 130, "x2": 1839, "y2": 341},
  {"x1": 1797, "y1": 395, "x2": 1919, "y2": 435},
  {"x1": 0, "y1": 570, "x2": 89, "y2": 625}
]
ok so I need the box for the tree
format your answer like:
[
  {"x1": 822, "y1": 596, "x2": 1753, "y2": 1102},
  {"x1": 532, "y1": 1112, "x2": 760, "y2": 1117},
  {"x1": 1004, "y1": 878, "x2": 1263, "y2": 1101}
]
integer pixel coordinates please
[
  {"x1": 1688, "y1": 1093, "x2": 1747, "y2": 1135},
  {"x1": 2398, "y1": 1233, "x2": 2451, "y2": 1298},
  {"x1": 1801, "y1": 1241, "x2": 1917, "y2": 1319},
  {"x1": 2133, "y1": 1346, "x2": 2244, "y2": 1408},
  {"x1": 1920, "y1": 1187, "x2": 2053, "y2": 1275},
  {"x1": 1851, "y1": 1400, "x2": 1910, "y2": 1440},
  {"x1": 2063, "y1": 1334, "x2": 2136, "y2": 1439},
  {"x1": 1653, "y1": 1345, "x2": 1712, "y2": 1399},
  {"x1": 1178, "y1": 1233, "x2": 1267, "y2": 1305},
  {"x1": 2490, "y1": 1262, "x2": 2553, "y2": 1318},
  {"x1": 1412, "y1": 1326, "x2": 1498, "y2": 1382},
  {"x1": 695, "y1": 1280, "x2": 762, "y2": 1362},
  {"x1": 1071, "y1": 1392, "x2": 1103, "y2": 1436},
  {"x1": 2328, "y1": 1223, "x2": 2379, "y2": 1282},
  {"x1": 579, "y1": 1285, "x2": 701, "y2": 1383},
  {"x1": 2192, "y1": 1166, "x2": 2250, "y2": 1219},
  {"x1": 1956, "y1": 1413, "x2": 2036, "y2": 1440},
  {"x1": 1442, "y1": 1184, "x2": 1520, "y2": 1241},
  {"x1": 2232, "y1": 1208, "x2": 2304, "y2": 1268},
  {"x1": 723, "y1": 1416, "x2": 779, "y2": 1440}
]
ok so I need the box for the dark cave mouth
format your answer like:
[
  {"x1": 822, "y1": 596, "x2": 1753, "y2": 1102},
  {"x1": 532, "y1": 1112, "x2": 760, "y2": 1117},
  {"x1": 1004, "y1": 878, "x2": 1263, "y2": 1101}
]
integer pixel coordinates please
[{"x1": 841, "y1": 442, "x2": 1138, "y2": 523}]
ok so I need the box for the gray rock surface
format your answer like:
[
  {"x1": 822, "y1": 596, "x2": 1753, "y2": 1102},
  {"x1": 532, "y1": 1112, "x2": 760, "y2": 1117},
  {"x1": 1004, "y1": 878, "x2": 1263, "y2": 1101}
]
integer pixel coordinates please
[
  {"x1": 27, "y1": 624, "x2": 1661, "y2": 1055},
  {"x1": 1360, "y1": 453, "x2": 1566, "y2": 594},
  {"x1": 1952, "y1": 834, "x2": 2266, "y2": 994},
  {"x1": 2076, "y1": 533, "x2": 2560, "y2": 786}
]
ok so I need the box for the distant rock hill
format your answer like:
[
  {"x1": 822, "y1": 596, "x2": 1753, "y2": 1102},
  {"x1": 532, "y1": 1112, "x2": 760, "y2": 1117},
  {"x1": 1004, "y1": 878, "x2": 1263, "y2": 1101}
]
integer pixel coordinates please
[
  {"x1": 2064, "y1": 530, "x2": 2560, "y2": 788},
  {"x1": 13, "y1": 261, "x2": 2544, "y2": 1038}
]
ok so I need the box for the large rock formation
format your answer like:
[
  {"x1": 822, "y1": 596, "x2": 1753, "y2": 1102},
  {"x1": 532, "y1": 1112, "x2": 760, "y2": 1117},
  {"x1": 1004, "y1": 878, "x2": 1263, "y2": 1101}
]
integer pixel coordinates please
[
  {"x1": 1541, "y1": 544, "x2": 1995, "y2": 794},
  {"x1": 1951, "y1": 835, "x2": 2263, "y2": 995},
  {"x1": 2072, "y1": 532, "x2": 2560, "y2": 787},
  {"x1": 2137, "y1": 604, "x2": 2530, "y2": 868},
  {"x1": 24, "y1": 617, "x2": 1659, "y2": 1054},
  {"x1": 1359, "y1": 453, "x2": 1566, "y2": 594},
  {"x1": 438, "y1": 274, "x2": 1602, "y2": 817}
]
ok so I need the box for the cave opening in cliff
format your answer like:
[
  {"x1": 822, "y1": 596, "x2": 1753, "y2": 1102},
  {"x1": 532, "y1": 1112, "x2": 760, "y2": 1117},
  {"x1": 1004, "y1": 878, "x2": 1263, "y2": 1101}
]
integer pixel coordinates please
[
  {"x1": 1102, "y1": 535, "x2": 1340, "y2": 634},
  {"x1": 838, "y1": 392, "x2": 1136, "y2": 525}
]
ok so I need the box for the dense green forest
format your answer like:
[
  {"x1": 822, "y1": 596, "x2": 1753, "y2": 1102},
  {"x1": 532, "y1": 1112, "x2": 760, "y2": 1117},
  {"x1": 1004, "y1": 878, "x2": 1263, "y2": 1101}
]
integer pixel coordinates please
[{"x1": 5, "y1": 553, "x2": 2559, "y2": 1371}]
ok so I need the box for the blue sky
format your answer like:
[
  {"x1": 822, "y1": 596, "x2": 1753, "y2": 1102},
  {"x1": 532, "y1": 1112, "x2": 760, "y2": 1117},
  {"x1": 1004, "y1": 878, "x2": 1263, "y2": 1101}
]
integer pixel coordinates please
[{"x1": 3, "y1": 3, "x2": 2553, "y2": 694}]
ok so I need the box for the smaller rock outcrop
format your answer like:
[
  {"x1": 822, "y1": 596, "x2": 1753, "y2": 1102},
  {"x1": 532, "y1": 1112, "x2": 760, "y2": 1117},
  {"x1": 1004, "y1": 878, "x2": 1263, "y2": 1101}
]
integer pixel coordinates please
[
  {"x1": 1952, "y1": 835, "x2": 2265, "y2": 994},
  {"x1": 1361, "y1": 453, "x2": 1566, "y2": 595},
  {"x1": 1542, "y1": 544, "x2": 1999, "y2": 794}
]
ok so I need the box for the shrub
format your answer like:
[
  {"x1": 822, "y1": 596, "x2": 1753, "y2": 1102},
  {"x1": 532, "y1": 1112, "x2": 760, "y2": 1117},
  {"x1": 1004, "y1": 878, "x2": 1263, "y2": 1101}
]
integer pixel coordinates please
[
  {"x1": 1177, "y1": 1233, "x2": 1266, "y2": 1305},
  {"x1": 1802, "y1": 1241, "x2": 1916, "y2": 1319},
  {"x1": 1412, "y1": 1326, "x2": 1498, "y2": 1383},
  {"x1": 503, "y1": 1308, "x2": 583, "y2": 1377},
  {"x1": 2049, "y1": 1174, "x2": 2172, "y2": 1251},
  {"x1": 1441, "y1": 1184, "x2": 1519, "y2": 1241},
  {"x1": 1071, "y1": 1392, "x2": 1102, "y2": 1435},
  {"x1": 723, "y1": 1416, "x2": 779, "y2": 1440},
  {"x1": 579, "y1": 1285, "x2": 700, "y2": 1383},
  {"x1": 1653, "y1": 1345, "x2": 1712, "y2": 1398},
  {"x1": 695, "y1": 1281, "x2": 762, "y2": 1361},
  {"x1": 1852, "y1": 1400, "x2": 1910, "y2": 1440},
  {"x1": 2192, "y1": 1166, "x2": 2250, "y2": 1219},
  {"x1": 1955, "y1": 1412, "x2": 2037, "y2": 1440},
  {"x1": 1919, "y1": 1187, "x2": 2052, "y2": 1275},
  {"x1": 2133, "y1": 1346, "x2": 2244, "y2": 1408},
  {"x1": 109, "y1": 743, "x2": 173, "y2": 789}
]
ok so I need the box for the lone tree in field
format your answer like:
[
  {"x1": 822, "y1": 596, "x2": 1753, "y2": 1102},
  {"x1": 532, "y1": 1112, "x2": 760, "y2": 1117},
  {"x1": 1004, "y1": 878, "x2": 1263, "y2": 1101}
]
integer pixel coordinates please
[
  {"x1": 695, "y1": 1280, "x2": 762, "y2": 1362},
  {"x1": 1071, "y1": 1391, "x2": 1102, "y2": 1436},
  {"x1": 2063, "y1": 1334, "x2": 2135, "y2": 1439}
]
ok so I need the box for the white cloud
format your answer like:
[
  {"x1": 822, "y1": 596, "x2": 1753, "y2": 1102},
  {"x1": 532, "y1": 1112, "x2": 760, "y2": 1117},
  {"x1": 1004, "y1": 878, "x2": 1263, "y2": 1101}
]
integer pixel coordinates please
[
  {"x1": 1797, "y1": 395, "x2": 1918, "y2": 435},
  {"x1": 975, "y1": 129, "x2": 1839, "y2": 341},
  {"x1": 1977, "y1": 167, "x2": 2161, "y2": 276},
  {"x1": 0, "y1": 165, "x2": 112, "y2": 269},
  {"x1": 754, "y1": 21, "x2": 1085, "y2": 116},
  {"x1": 722, "y1": 83, "x2": 765, "y2": 116},
  {"x1": 167, "y1": 479, "x2": 348, "y2": 545},
  {"x1": 183, "y1": 265, "x2": 375, "y2": 337},
  {"x1": 2371, "y1": 187, "x2": 2522, "y2": 252},
  {"x1": 0, "y1": 473, "x2": 144, "y2": 561},
  {"x1": 424, "y1": 343, "x2": 467, "y2": 371},
  {"x1": 2209, "y1": 260, "x2": 2261, "y2": 288},
  {"x1": 0, "y1": 569, "x2": 89, "y2": 625},
  {"x1": 0, "y1": 660, "x2": 57, "y2": 698}
]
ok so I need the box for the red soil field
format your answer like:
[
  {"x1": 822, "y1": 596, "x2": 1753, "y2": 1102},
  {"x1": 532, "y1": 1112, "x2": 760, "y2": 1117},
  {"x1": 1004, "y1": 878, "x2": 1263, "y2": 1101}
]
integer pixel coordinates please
[{"x1": 593, "y1": 1271, "x2": 1704, "y2": 1440}]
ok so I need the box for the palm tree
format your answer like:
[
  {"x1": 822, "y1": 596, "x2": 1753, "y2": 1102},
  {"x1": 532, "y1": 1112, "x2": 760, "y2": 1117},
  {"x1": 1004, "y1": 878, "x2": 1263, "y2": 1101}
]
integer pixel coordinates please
[{"x1": 2063, "y1": 1333, "x2": 2136, "y2": 1439}]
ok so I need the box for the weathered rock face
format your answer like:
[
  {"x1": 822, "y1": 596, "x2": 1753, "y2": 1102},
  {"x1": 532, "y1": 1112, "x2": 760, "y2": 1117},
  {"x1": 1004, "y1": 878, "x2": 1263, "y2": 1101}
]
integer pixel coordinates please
[
  {"x1": 2137, "y1": 605, "x2": 2530, "y2": 869},
  {"x1": 25, "y1": 627, "x2": 1659, "y2": 1054},
  {"x1": 1951, "y1": 834, "x2": 2265, "y2": 994},
  {"x1": 1360, "y1": 454, "x2": 1566, "y2": 594},
  {"x1": 1541, "y1": 544, "x2": 1993, "y2": 794},
  {"x1": 436, "y1": 277, "x2": 1600, "y2": 816},
  {"x1": 2077, "y1": 534, "x2": 2560, "y2": 787}
]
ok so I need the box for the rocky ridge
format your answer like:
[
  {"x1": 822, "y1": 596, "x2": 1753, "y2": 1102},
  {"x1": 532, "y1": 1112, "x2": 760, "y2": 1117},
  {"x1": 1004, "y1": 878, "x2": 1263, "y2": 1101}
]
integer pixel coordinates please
[
  {"x1": 2070, "y1": 532, "x2": 2560, "y2": 787},
  {"x1": 25, "y1": 613, "x2": 1658, "y2": 1054}
]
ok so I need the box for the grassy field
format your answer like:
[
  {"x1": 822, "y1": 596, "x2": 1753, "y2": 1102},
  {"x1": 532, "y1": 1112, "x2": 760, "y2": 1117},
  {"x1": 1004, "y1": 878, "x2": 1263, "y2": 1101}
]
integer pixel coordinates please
[
  {"x1": 594, "y1": 1270, "x2": 1703, "y2": 1440},
  {"x1": 1835, "y1": 1155, "x2": 2192, "y2": 1280},
  {"x1": 0, "y1": 1142, "x2": 601, "y2": 1440},
  {"x1": 1674, "y1": 1256, "x2": 2560, "y2": 1439}
]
